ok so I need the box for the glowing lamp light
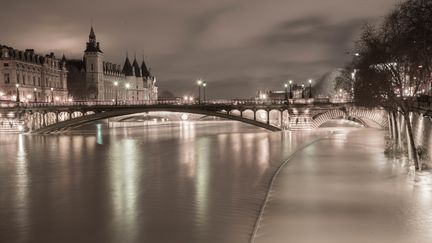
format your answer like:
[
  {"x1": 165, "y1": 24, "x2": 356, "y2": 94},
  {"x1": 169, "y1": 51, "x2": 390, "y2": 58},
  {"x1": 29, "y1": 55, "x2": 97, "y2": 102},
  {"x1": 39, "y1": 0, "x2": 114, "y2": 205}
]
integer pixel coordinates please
[
  {"x1": 189, "y1": 96, "x2": 193, "y2": 101},
  {"x1": 181, "y1": 114, "x2": 189, "y2": 121},
  {"x1": 308, "y1": 79, "x2": 312, "y2": 84},
  {"x1": 289, "y1": 80, "x2": 293, "y2": 84},
  {"x1": 68, "y1": 98, "x2": 73, "y2": 102},
  {"x1": 197, "y1": 79, "x2": 203, "y2": 86},
  {"x1": 284, "y1": 84, "x2": 288, "y2": 88},
  {"x1": 113, "y1": 81, "x2": 119, "y2": 86},
  {"x1": 15, "y1": 84, "x2": 20, "y2": 88},
  {"x1": 125, "y1": 83, "x2": 130, "y2": 89},
  {"x1": 183, "y1": 96, "x2": 188, "y2": 101},
  {"x1": 27, "y1": 94, "x2": 32, "y2": 99},
  {"x1": 17, "y1": 125, "x2": 24, "y2": 132}
]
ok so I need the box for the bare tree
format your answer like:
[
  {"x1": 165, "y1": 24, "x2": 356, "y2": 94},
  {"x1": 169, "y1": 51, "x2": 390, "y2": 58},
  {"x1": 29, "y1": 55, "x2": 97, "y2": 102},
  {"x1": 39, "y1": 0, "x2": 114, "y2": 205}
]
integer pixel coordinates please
[{"x1": 350, "y1": 0, "x2": 432, "y2": 170}]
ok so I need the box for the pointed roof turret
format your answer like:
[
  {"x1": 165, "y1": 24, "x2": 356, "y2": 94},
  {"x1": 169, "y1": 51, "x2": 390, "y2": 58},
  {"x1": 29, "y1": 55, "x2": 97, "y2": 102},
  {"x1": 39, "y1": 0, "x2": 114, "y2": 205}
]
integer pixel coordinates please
[
  {"x1": 122, "y1": 53, "x2": 134, "y2": 76},
  {"x1": 85, "y1": 26, "x2": 102, "y2": 53},
  {"x1": 89, "y1": 26, "x2": 96, "y2": 41},
  {"x1": 132, "y1": 54, "x2": 142, "y2": 77},
  {"x1": 141, "y1": 57, "x2": 151, "y2": 77}
]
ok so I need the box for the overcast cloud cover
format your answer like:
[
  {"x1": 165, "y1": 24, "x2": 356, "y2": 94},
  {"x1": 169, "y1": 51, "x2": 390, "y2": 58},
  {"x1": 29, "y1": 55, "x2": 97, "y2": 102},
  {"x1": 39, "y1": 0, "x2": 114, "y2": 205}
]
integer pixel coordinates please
[{"x1": 1, "y1": 0, "x2": 397, "y2": 98}]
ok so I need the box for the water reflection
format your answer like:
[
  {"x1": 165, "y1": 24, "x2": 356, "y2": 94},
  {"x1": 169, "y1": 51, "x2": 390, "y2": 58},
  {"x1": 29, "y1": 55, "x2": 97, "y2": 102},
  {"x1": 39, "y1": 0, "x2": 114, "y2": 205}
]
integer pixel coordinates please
[
  {"x1": 0, "y1": 121, "x2": 327, "y2": 243},
  {"x1": 16, "y1": 134, "x2": 29, "y2": 243}
]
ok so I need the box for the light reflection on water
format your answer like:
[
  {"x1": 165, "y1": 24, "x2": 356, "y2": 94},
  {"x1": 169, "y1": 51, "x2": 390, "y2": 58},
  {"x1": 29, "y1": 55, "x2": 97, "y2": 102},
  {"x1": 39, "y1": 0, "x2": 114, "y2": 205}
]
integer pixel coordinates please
[{"x1": 0, "y1": 120, "x2": 328, "y2": 243}]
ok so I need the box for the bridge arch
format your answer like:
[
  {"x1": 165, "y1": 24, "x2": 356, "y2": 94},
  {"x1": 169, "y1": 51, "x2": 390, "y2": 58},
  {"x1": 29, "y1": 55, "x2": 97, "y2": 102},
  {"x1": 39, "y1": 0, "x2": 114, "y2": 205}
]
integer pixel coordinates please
[
  {"x1": 311, "y1": 108, "x2": 388, "y2": 128},
  {"x1": 31, "y1": 107, "x2": 282, "y2": 133}
]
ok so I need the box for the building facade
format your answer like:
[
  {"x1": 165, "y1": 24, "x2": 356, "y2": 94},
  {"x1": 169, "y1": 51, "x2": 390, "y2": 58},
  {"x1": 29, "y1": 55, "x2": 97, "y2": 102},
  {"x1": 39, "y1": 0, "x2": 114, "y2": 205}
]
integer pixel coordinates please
[
  {"x1": 0, "y1": 46, "x2": 68, "y2": 102},
  {"x1": 66, "y1": 27, "x2": 158, "y2": 101}
]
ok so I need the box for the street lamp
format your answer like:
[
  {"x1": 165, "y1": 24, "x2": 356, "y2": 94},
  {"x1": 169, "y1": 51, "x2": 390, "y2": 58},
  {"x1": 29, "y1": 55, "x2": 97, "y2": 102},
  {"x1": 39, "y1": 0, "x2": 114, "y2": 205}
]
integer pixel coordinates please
[
  {"x1": 203, "y1": 82, "x2": 207, "y2": 101},
  {"x1": 284, "y1": 83, "x2": 288, "y2": 104},
  {"x1": 50, "y1": 87, "x2": 54, "y2": 103},
  {"x1": 114, "y1": 81, "x2": 119, "y2": 105},
  {"x1": 289, "y1": 80, "x2": 293, "y2": 99},
  {"x1": 15, "y1": 84, "x2": 20, "y2": 103},
  {"x1": 301, "y1": 83, "x2": 305, "y2": 98},
  {"x1": 33, "y1": 88, "x2": 37, "y2": 102},
  {"x1": 308, "y1": 79, "x2": 313, "y2": 98},
  {"x1": 197, "y1": 79, "x2": 203, "y2": 104},
  {"x1": 125, "y1": 83, "x2": 130, "y2": 101}
]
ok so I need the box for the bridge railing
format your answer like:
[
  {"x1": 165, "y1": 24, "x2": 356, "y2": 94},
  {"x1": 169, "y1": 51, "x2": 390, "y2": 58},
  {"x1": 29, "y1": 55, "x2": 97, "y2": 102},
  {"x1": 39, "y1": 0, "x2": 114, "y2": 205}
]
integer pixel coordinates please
[{"x1": 0, "y1": 97, "x2": 357, "y2": 109}]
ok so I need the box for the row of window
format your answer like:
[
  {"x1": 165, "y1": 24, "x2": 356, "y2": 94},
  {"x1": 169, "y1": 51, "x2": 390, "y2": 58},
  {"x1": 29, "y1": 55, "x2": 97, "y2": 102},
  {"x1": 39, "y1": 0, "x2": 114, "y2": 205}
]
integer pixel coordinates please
[{"x1": 3, "y1": 73, "x2": 65, "y2": 89}]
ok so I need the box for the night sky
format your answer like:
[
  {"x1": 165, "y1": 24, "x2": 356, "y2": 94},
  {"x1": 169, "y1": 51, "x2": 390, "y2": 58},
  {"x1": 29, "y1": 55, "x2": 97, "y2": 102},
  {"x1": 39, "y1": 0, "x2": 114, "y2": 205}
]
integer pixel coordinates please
[{"x1": 1, "y1": 0, "x2": 397, "y2": 98}]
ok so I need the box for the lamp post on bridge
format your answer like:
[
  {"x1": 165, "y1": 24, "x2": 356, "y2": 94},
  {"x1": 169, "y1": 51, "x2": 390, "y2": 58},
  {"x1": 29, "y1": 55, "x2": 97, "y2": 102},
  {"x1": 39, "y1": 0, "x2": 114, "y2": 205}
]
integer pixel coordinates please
[
  {"x1": 33, "y1": 88, "x2": 37, "y2": 102},
  {"x1": 203, "y1": 82, "x2": 207, "y2": 102},
  {"x1": 289, "y1": 80, "x2": 293, "y2": 99},
  {"x1": 114, "y1": 81, "x2": 119, "y2": 105},
  {"x1": 284, "y1": 83, "x2": 288, "y2": 104},
  {"x1": 197, "y1": 79, "x2": 203, "y2": 104},
  {"x1": 15, "y1": 84, "x2": 20, "y2": 103},
  {"x1": 308, "y1": 79, "x2": 313, "y2": 98},
  {"x1": 301, "y1": 83, "x2": 305, "y2": 99},
  {"x1": 50, "y1": 88, "x2": 54, "y2": 103},
  {"x1": 125, "y1": 83, "x2": 130, "y2": 101}
]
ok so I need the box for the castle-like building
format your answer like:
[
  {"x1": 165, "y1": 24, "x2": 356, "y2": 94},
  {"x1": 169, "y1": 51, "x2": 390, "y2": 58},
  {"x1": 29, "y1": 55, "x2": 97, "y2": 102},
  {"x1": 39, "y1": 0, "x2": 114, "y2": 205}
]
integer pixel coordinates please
[
  {"x1": 0, "y1": 46, "x2": 68, "y2": 102},
  {"x1": 66, "y1": 27, "x2": 158, "y2": 101}
]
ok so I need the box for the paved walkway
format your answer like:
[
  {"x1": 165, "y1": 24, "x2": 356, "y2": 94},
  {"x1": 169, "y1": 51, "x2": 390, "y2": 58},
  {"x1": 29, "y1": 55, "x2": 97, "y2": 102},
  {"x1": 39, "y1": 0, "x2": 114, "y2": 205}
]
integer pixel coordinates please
[{"x1": 253, "y1": 129, "x2": 432, "y2": 243}]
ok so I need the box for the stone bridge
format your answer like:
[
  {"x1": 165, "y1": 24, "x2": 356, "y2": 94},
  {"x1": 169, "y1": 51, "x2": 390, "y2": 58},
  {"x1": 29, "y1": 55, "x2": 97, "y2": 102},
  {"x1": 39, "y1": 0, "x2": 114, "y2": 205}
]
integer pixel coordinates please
[{"x1": 0, "y1": 99, "x2": 389, "y2": 133}]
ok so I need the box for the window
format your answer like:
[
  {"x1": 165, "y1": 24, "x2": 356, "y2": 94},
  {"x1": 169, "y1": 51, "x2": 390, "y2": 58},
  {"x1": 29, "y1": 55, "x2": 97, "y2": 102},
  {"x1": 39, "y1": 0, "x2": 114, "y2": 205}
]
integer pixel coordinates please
[
  {"x1": 23, "y1": 75, "x2": 25, "y2": 85},
  {"x1": 17, "y1": 74, "x2": 20, "y2": 83},
  {"x1": 91, "y1": 64, "x2": 94, "y2": 71},
  {"x1": 4, "y1": 73, "x2": 10, "y2": 84},
  {"x1": 38, "y1": 77, "x2": 40, "y2": 86},
  {"x1": 3, "y1": 63, "x2": 8, "y2": 67},
  {"x1": 33, "y1": 76, "x2": 36, "y2": 86}
]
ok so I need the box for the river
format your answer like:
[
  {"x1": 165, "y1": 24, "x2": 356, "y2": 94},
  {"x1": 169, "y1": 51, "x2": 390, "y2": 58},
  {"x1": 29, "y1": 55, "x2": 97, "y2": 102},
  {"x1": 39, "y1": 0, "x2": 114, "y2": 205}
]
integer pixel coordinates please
[
  {"x1": 1, "y1": 120, "x2": 430, "y2": 243},
  {"x1": 0, "y1": 120, "x2": 327, "y2": 243}
]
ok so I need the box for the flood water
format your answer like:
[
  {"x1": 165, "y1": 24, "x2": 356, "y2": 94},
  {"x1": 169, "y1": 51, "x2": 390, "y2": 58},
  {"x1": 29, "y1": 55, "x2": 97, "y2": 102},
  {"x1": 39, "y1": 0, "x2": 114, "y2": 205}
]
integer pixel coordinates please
[
  {"x1": 0, "y1": 120, "x2": 327, "y2": 243},
  {"x1": 1, "y1": 120, "x2": 430, "y2": 243}
]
